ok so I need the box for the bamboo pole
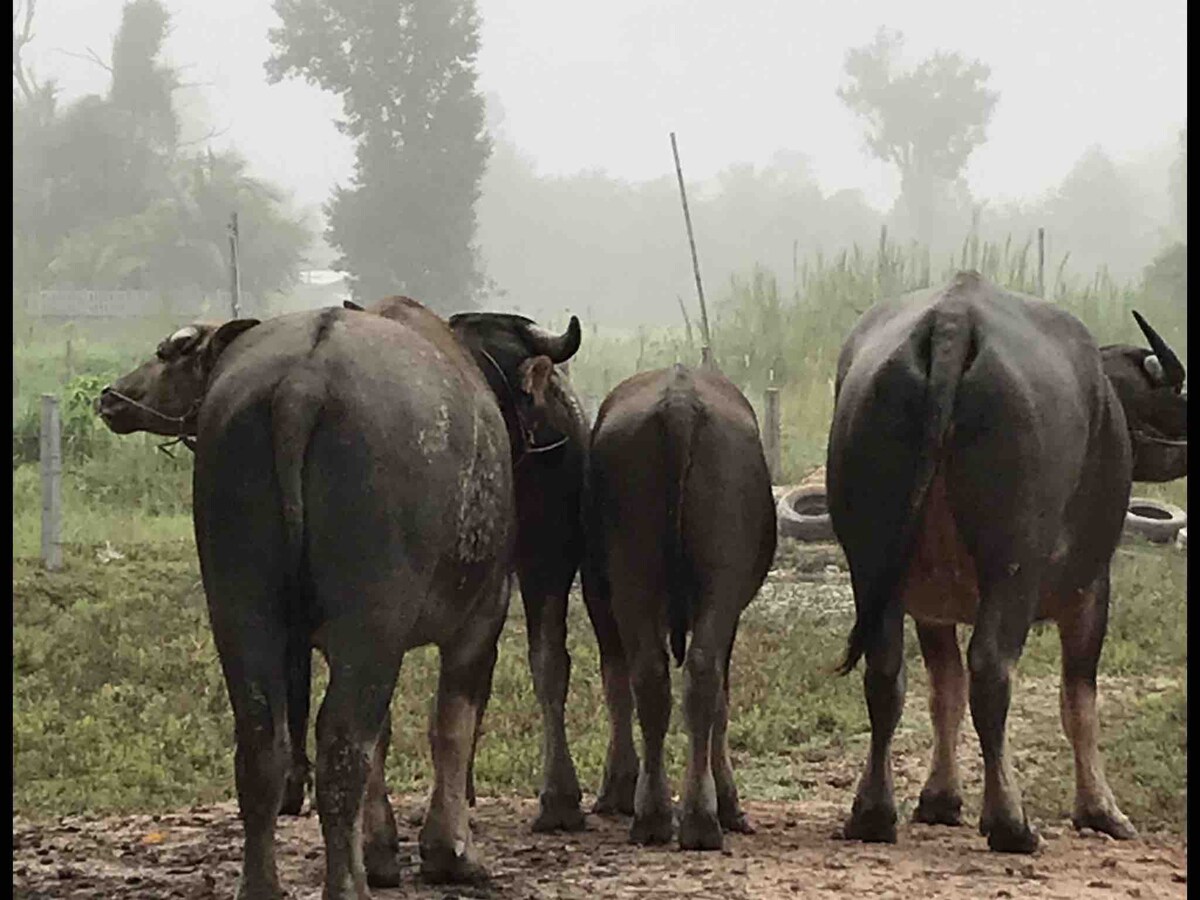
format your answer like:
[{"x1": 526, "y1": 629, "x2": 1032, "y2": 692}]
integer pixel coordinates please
[{"x1": 670, "y1": 132, "x2": 712, "y2": 366}]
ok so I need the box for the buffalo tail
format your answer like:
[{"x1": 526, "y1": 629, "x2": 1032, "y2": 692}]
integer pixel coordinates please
[
  {"x1": 662, "y1": 365, "x2": 705, "y2": 667},
  {"x1": 271, "y1": 368, "x2": 326, "y2": 753},
  {"x1": 837, "y1": 301, "x2": 975, "y2": 675}
]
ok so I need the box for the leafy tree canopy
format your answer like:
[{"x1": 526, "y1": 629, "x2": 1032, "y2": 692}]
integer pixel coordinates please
[
  {"x1": 12, "y1": 0, "x2": 310, "y2": 307},
  {"x1": 838, "y1": 28, "x2": 998, "y2": 247},
  {"x1": 266, "y1": 0, "x2": 491, "y2": 311}
]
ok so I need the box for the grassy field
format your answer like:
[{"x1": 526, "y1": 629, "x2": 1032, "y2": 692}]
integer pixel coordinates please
[
  {"x1": 12, "y1": 245, "x2": 1186, "y2": 836},
  {"x1": 12, "y1": 531, "x2": 1187, "y2": 836}
]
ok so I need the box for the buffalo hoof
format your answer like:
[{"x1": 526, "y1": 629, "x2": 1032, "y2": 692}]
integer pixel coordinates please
[
  {"x1": 593, "y1": 773, "x2": 638, "y2": 817},
  {"x1": 420, "y1": 845, "x2": 489, "y2": 886},
  {"x1": 842, "y1": 799, "x2": 898, "y2": 844},
  {"x1": 532, "y1": 796, "x2": 587, "y2": 833},
  {"x1": 981, "y1": 814, "x2": 1043, "y2": 854},
  {"x1": 1073, "y1": 806, "x2": 1137, "y2": 841},
  {"x1": 629, "y1": 809, "x2": 674, "y2": 845},
  {"x1": 365, "y1": 840, "x2": 401, "y2": 889},
  {"x1": 234, "y1": 873, "x2": 283, "y2": 900},
  {"x1": 719, "y1": 807, "x2": 756, "y2": 835},
  {"x1": 678, "y1": 811, "x2": 724, "y2": 851},
  {"x1": 912, "y1": 789, "x2": 964, "y2": 826}
]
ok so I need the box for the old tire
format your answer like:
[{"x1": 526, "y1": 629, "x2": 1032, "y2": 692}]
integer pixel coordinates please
[
  {"x1": 1124, "y1": 497, "x2": 1187, "y2": 544},
  {"x1": 778, "y1": 484, "x2": 835, "y2": 543},
  {"x1": 1177, "y1": 527, "x2": 1188, "y2": 551}
]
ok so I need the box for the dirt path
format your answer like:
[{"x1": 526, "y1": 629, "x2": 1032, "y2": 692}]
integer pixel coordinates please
[{"x1": 14, "y1": 791, "x2": 1186, "y2": 900}]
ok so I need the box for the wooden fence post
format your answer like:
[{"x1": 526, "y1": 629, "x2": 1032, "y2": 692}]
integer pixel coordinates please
[
  {"x1": 228, "y1": 211, "x2": 242, "y2": 318},
  {"x1": 40, "y1": 394, "x2": 63, "y2": 571},
  {"x1": 764, "y1": 383, "x2": 781, "y2": 485},
  {"x1": 1037, "y1": 227, "x2": 1045, "y2": 298}
]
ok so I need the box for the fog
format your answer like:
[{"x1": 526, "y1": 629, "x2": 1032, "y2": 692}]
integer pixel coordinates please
[{"x1": 14, "y1": 0, "x2": 1187, "y2": 326}]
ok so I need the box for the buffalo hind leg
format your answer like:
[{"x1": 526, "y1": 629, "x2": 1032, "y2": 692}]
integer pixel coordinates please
[
  {"x1": 464, "y1": 655, "x2": 495, "y2": 810},
  {"x1": 222, "y1": 630, "x2": 289, "y2": 900},
  {"x1": 844, "y1": 605, "x2": 906, "y2": 844},
  {"x1": 678, "y1": 611, "x2": 738, "y2": 851},
  {"x1": 968, "y1": 575, "x2": 1041, "y2": 854},
  {"x1": 1058, "y1": 573, "x2": 1136, "y2": 840},
  {"x1": 712, "y1": 625, "x2": 753, "y2": 835},
  {"x1": 628, "y1": 639, "x2": 674, "y2": 845},
  {"x1": 582, "y1": 556, "x2": 639, "y2": 817},
  {"x1": 521, "y1": 573, "x2": 585, "y2": 832},
  {"x1": 420, "y1": 643, "x2": 498, "y2": 885},
  {"x1": 363, "y1": 713, "x2": 401, "y2": 888},
  {"x1": 315, "y1": 643, "x2": 402, "y2": 900},
  {"x1": 280, "y1": 639, "x2": 311, "y2": 817},
  {"x1": 912, "y1": 622, "x2": 966, "y2": 826}
]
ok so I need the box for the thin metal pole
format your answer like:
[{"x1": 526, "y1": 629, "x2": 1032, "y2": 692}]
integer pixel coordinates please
[
  {"x1": 40, "y1": 394, "x2": 62, "y2": 571},
  {"x1": 228, "y1": 211, "x2": 242, "y2": 318},
  {"x1": 670, "y1": 132, "x2": 712, "y2": 359}
]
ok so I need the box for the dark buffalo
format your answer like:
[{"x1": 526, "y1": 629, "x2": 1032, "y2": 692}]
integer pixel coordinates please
[
  {"x1": 94, "y1": 303, "x2": 565, "y2": 898},
  {"x1": 582, "y1": 364, "x2": 777, "y2": 850},
  {"x1": 343, "y1": 296, "x2": 592, "y2": 832},
  {"x1": 826, "y1": 272, "x2": 1187, "y2": 854}
]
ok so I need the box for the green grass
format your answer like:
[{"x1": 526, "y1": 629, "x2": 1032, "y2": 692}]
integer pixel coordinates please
[{"x1": 12, "y1": 532, "x2": 1186, "y2": 835}]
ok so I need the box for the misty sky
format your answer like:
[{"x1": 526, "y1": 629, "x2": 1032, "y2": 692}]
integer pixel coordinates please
[{"x1": 24, "y1": 0, "x2": 1187, "y2": 222}]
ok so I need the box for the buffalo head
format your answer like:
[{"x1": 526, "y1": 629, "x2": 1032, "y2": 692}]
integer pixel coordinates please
[
  {"x1": 95, "y1": 319, "x2": 261, "y2": 437},
  {"x1": 342, "y1": 298, "x2": 584, "y2": 459},
  {"x1": 1101, "y1": 310, "x2": 1187, "y2": 482},
  {"x1": 446, "y1": 312, "x2": 583, "y2": 454}
]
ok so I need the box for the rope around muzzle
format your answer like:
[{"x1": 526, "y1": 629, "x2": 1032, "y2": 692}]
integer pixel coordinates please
[
  {"x1": 101, "y1": 387, "x2": 200, "y2": 457},
  {"x1": 1132, "y1": 429, "x2": 1188, "y2": 448}
]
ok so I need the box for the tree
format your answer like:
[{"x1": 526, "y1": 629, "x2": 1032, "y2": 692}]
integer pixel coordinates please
[
  {"x1": 837, "y1": 28, "x2": 998, "y2": 249},
  {"x1": 109, "y1": 0, "x2": 179, "y2": 156},
  {"x1": 1047, "y1": 145, "x2": 1157, "y2": 279},
  {"x1": 12, "y1": 0, "x2": 310, "y2": 303},
  {"x1": 266, "y1": 0, "x2": 491, "y2": 311}
]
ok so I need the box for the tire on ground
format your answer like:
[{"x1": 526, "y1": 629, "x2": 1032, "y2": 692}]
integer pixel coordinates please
[
  {"x1": 1123, "y1": 497, "x2": 1187, "y2": 544},
  {"x1": 777, "y1": 484, "x2": 835, "y2": 543}
]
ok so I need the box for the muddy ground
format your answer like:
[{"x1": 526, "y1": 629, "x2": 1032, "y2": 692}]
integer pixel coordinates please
[{"x1": 12, "y1": 790, "x2": 1187, "y2": 899}]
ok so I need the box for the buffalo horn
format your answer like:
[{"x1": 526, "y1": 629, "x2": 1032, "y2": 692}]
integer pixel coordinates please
[
  {"x1": 1132, "y1": 310, "x2": 1186, "y2": 387},
  {"x1": 520, "y1": 315, "x2": 582, "y2": 363}
]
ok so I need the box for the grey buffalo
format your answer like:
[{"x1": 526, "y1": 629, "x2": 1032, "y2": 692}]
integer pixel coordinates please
[
  {"x1": 826, "y1": 272, "x2": 1187, "y2": 854},
  {"x1": 95, "y1": 302, "x2": 570, "y2": 898},
  {"x1": 342, "y1": 296, "x2": 591, "y2": 832},
  {"x1": 583, "y1": 364, "x2": 777, "y2": 850}
]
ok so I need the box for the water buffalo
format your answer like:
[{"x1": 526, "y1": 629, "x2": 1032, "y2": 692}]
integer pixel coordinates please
[
  {"x1": 583, "y1": 364, "x2": 777, "y2": 850},
  {"x1": 343, "y1": 296, "x2": 592, "y2": 832},
  {"x1": 94, "y1": 303, "x2": 564, "y2": 898},
  {"x1": 827, "y1": 271, "x2": 1187, "y2": 854}
]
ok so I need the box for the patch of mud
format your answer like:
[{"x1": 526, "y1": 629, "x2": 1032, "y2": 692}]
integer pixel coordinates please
[
  {"x1": 754, "y1": 539, "x2": 853, "y2": 622},
  {"x1": 13, "y1": 794, "x2": 1185, "y2": 899}
]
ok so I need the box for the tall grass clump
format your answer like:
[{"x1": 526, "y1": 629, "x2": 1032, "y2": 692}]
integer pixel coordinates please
[
  {"x1": 563, "y1": 229, "x2": 1185, "y2": 482},
  {"x1": 12, "y1": 323, "x2": 194, "y2": 558}
]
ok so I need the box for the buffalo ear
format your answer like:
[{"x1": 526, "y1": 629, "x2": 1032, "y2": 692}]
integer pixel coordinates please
[
  {"x1": 344, "y1": 300, "x2": 365, "y2": 311},
  {"x1": 205, "y1": 318, "x2": 260, "y2": 364},
  {"x1": 1143, "y1": 354, "x2": 1166, "y2": 384},
  {"x1": 518, "y1": 356, "x2": 555, "y2": 407}
]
